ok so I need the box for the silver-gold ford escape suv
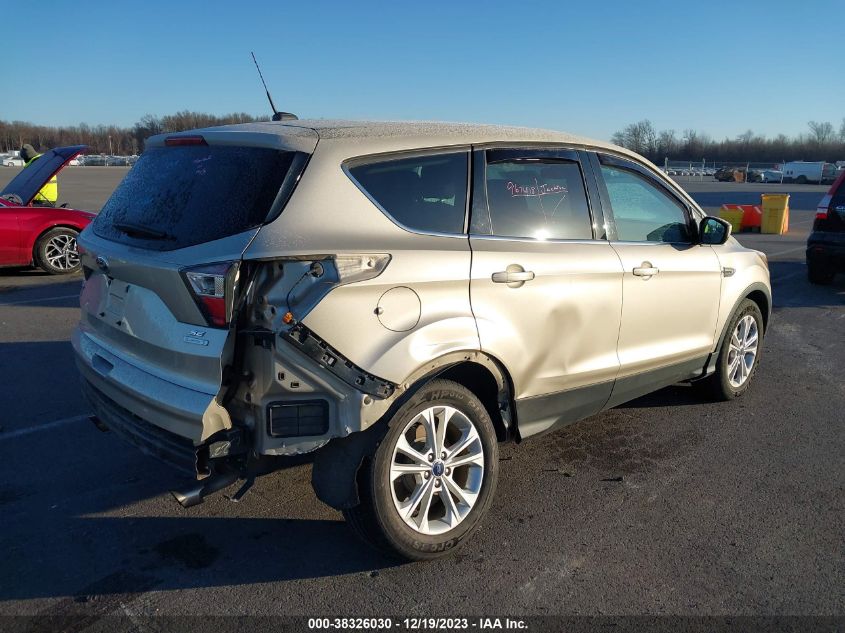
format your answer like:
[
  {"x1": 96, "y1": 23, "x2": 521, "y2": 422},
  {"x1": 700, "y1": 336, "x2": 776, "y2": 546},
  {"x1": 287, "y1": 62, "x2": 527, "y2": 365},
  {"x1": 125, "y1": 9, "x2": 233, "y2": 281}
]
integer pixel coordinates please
[{"x1": 73, "y1": 121, "x2": 771, "y2": 560}]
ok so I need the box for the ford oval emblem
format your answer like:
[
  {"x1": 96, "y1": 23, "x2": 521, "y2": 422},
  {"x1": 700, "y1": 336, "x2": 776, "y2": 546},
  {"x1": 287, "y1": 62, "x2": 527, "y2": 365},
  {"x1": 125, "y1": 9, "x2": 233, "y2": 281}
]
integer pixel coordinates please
[{"x1": 95, "y1": 256, "x2": 109, "y2": 272}]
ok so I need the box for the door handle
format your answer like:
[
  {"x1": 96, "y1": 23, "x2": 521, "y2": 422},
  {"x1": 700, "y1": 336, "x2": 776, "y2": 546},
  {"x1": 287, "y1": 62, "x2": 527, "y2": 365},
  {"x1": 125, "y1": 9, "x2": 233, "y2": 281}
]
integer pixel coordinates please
[
  {"x1": 632, "y1": 262, "x2": 659, "y2": 278},
  {"x1": 492, "y1": 270, "x2": 535, "y2": 283}
]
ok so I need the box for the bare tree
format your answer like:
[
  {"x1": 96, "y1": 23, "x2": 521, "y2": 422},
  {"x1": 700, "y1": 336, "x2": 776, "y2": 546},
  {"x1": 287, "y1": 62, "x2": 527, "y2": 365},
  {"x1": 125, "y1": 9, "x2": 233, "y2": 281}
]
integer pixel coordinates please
[
  {"x1": 656, "y1": 129, "x2": 678, "y2": 157},
  {"x1": 612, "y1": 120, "x2": 657, "y2": 155},
  {"x1": 610, "y1": 119, "x2": 845, "y2": 163},
  {"x1": 808, "y1": 121, "x2": 835, "y2": 144}
]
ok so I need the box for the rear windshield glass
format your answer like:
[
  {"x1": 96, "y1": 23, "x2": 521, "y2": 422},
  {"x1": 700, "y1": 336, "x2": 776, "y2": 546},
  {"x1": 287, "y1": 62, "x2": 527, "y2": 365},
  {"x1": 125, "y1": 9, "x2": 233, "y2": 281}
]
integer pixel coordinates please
[{"x1": 93, "y1": 145, "x2": 295, "y2": 250}]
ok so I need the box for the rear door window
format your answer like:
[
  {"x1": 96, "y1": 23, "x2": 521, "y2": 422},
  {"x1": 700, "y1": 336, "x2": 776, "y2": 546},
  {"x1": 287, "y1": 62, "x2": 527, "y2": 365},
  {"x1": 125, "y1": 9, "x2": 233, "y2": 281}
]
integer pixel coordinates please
[
  {"x1": 93, "y1": 145, "x2": 298, "y2": 251},
  {"x1": 348, "y1": 152, "x2": 468, "y2": 234},
  {"x1": 478, "y1": 151, "x2": 593, "y2": 240}
]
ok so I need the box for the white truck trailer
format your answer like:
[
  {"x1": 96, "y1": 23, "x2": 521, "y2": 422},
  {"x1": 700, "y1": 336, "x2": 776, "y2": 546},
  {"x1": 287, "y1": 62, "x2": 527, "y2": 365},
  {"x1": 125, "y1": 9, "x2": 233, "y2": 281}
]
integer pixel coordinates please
[{"x1": 781, "y1": 161, "x2": 838, "y2": 184}]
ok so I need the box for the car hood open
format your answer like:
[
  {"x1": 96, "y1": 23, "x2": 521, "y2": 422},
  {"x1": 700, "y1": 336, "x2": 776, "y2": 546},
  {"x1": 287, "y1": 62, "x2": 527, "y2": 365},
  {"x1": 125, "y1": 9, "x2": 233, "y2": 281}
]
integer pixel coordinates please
[{"x1": 0, "y1": 145, "x2": 87, "y2": 205}]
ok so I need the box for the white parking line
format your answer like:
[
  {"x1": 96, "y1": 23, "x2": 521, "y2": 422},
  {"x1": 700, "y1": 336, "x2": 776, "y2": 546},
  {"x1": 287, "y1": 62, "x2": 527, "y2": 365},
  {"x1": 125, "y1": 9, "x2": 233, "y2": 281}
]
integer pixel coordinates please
[
  {"x1": 772, "y1": 266, "x2": 806, "y2": 283},
  {"x1": 0, "y1": 414, "x2": 90, "y2": 441},
  {"x1": 767, "y1": 246, "x2": 806, "y2": 258},
  {"x1": 0, "y1": 294, "x2": 79, "y2": 307}
]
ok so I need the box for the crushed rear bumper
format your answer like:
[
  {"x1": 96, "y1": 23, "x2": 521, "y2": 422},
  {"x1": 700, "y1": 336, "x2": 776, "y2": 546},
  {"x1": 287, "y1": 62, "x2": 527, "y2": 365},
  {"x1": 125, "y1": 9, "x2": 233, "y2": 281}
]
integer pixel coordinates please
[
  {"x1": 81, "y1": 378, "x2": 198, "y2": 475},
  {"x1": 74, "y1": 325, "x2": 249, "y2": 478},
  {"x1": 81, "y1": 374, "x2": 249, "y2": 478}
]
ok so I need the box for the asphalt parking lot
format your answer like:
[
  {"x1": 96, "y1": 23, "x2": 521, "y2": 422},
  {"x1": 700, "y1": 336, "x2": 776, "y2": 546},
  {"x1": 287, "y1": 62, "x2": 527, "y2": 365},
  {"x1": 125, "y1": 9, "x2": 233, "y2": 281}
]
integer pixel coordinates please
[
  {"x1": 1, "y1": 166, "x2": 128, "y2": 212},
  {"x1": 0, "y1": 168, "x2": 842, "y2": 624}
]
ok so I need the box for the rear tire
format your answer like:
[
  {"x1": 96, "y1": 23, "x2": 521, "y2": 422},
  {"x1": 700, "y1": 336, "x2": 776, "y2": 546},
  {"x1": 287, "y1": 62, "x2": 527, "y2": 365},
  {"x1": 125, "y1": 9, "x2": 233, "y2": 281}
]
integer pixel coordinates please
[
  {"x1": 34, "y1": 227, "x2": 81, "y2": 274},
  {"x1": 796, "y1": 175, "x2": 807, "y2": 184},
  {"x1": 807, "y1": 261, "x2": 835, "y2": 285},
  {"x1": 343, "y1": 379, "x2": 499, "y2": 561},
  {"x1": 698, "y1": 299, "x2": 764, "y2": 401}
]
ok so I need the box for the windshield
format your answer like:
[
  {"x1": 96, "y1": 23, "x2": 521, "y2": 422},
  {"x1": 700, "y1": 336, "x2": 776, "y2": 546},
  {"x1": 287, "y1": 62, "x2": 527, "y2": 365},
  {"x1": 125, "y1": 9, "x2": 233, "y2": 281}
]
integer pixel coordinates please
[{"x1": 93, "y1": 145, "x2": 297, "y2": 251}]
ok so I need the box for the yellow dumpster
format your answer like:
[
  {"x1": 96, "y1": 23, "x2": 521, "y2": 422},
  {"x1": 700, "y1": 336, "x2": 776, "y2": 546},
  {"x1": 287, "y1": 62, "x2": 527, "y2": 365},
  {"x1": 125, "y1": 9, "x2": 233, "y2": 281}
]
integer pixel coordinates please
[
  {"x1": 719, "y1": 205, "x2": 744, "y2": 234},
  {"x1": 761, "y1": 194, "x2": 790, "y2": 234}
]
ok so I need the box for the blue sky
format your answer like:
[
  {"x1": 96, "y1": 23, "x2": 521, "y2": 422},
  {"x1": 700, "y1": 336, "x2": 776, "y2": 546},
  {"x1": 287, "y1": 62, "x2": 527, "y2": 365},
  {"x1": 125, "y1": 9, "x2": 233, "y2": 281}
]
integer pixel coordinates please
[{"x1": 2, "y1": 0, "x2": 842, "y2": 141}]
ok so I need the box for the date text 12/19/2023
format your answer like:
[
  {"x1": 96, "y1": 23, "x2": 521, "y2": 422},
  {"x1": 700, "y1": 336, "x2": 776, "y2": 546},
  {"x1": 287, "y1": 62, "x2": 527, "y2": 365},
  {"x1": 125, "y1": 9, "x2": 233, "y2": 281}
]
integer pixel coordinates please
[{"x1": 307, "y1": 617, "x2": 529, "y2": 630}]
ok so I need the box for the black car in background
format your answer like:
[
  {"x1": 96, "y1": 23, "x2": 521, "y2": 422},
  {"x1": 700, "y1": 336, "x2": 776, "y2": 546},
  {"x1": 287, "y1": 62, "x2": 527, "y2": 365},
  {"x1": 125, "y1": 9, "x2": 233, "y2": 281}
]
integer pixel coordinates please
[
  {"x1": 714, "y1": 166, "x2": 763, "y2": 183},
  {"x1": 807, "y1": 170, "x2": 845, "y2": 284},
  {"x1": 714, "y1": 166, "x2": 736, "y2": 182}
]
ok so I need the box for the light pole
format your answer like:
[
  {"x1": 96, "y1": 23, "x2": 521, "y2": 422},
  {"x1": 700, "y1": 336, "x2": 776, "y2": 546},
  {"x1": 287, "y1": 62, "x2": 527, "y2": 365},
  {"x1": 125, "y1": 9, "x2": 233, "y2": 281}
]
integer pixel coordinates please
[{"x1": 108, "y1": 135, "x2": 113, "y2": 156}]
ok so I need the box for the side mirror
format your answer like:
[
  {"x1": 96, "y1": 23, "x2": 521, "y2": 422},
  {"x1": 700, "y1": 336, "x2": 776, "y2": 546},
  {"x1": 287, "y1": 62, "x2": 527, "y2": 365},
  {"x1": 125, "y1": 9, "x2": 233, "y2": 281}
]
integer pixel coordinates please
[{"x1": 699, "y1": 216, "x2": 731, "y2": 245}]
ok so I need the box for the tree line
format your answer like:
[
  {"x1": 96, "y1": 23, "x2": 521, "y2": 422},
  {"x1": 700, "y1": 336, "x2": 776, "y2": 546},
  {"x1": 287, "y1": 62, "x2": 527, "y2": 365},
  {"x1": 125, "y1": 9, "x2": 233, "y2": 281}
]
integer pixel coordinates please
[
  {"x1": 3, "y1": 112, "x2": 844, "y2": 165},
  {"x1": 611, "y1": 119, "x2": 845, "y2": 165},
  {"x1": 0, "y1": 111, "x2": 269, "y2": 155}
]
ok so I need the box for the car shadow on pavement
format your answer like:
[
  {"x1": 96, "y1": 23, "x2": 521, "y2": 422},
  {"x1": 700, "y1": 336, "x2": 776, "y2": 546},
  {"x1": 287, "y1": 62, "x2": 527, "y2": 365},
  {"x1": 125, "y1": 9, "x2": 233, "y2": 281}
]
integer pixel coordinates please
[
  {"x1": 0, "y1": 266, "x2": 46, "y2": 277},
  {"x1": 616, "y1": 384, "x2": 705, "y2": 410},
  {"x1": 0, "y1": 514, "x2": 398, "y2": 602},
  {"x1": 0, "y1": 415, "x2": 400, "y2": 602},
  {"x1": 0, "y1": 341, "x2": 86, "y2": 431},
  {"x1": 0, "y1": 273, "x2": 82, "y2": 306}
]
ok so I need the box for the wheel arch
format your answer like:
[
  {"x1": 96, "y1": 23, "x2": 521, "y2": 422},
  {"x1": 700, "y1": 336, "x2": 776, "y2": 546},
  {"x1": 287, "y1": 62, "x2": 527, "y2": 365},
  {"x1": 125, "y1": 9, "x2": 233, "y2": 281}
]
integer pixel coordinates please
[
  {"x1": 703, "y1": 282, "x2": 771, "y2": 376},
  {"x1": 374, "y1": 349, "x2": 516, "y2": 443},
  {"x1": 745, "y1": 287, "x2": 770, "y2": 333},
  {"x1": 29, "y1": 223, "x2": 83, "y2": 261},
  {"x1": 432, "y1": 356, "x2": 515, "y2": 443},
  {"x1": 311, "y1": 350, "x2": 517, "y2": 511}
]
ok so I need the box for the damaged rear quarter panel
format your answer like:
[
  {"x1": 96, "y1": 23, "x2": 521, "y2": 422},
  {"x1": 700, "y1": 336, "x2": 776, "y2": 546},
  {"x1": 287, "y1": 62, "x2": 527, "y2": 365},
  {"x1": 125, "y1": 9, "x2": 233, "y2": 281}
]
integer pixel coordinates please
[
  {"x1": 301, "y1": 243, "x2": 480, "y2": 385},
  {"x1": 233, "y1": 242, "x2": 479, "y2": 455},
  {"x1": 237, "y1": 138, "x2": 480, "y2": 452}
]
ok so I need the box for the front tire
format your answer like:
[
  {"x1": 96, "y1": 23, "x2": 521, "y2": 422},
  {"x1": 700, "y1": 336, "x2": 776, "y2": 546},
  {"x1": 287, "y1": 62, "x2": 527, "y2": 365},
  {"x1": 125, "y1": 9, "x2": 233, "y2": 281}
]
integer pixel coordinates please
[
  {"x1": 698, "y1": 299, "x2": 764, "y2": 401},
  {"x1": 343, "y1": 379, "x2": 499, "y2": 561},
  {"x1": 34, "y1": 227, "x2": 81, "y2": 274}
]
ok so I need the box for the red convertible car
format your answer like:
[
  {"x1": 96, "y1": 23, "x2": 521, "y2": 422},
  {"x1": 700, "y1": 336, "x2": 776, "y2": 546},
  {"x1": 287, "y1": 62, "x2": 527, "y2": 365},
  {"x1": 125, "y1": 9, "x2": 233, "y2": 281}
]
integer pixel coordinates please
[{"x1": 0, "y1": 145, "x2": 95, "y2": 274}]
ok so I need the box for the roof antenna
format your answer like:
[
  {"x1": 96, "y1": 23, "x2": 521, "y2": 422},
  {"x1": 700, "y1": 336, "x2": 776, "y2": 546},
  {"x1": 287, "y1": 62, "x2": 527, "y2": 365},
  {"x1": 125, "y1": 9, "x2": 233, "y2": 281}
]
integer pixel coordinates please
[{"x1": 251, "y1": 52, "x2": 297, "y2": 121}]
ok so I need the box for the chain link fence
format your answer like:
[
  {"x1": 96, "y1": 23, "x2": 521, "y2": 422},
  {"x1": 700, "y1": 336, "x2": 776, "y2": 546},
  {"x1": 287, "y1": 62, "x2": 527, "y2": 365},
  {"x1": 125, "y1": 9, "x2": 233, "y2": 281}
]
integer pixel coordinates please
[
  {"x1": 663, "y1": 160, "x2": 784, "y2": 183},
  {"x1": 77, "y1": 155, "x2": 139, "y2": 167}
]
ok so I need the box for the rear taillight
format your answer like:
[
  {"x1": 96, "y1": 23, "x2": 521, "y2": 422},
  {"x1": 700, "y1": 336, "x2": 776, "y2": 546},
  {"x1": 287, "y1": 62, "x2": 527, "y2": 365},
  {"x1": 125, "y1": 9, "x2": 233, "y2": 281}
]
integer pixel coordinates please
[
  {"x1": 182, "y1": 262, "x2": 239, "y2": 328},
  {"x1": 817, "y1": 172, "x2": 845, "y2": 220},
  {"x1": 816, "y1": 195, "x2": 831, "y2": 220}
]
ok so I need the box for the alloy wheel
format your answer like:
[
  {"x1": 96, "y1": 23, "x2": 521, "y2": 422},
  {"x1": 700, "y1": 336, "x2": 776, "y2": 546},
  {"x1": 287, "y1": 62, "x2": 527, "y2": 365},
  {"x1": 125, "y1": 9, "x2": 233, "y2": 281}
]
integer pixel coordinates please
[
  {"x1": 389, "y1": 405, "x2": 485, "y2": 536},
  {"x1": 44, "y1": 233, "x2": 79, "y2": 271},
  {"x1": 727, "y1": 314, "x2": 758, "y2": 388}
]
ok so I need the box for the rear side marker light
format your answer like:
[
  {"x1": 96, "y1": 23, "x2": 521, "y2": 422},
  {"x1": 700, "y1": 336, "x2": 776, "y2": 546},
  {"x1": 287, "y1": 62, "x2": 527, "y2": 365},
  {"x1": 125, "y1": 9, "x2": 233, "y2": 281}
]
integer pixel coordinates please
[
  {"x1": 165, "y1": 135, "x2": 208, "y2": 146},
  {"x1": 333, "y1": 254, "x2": 391, "y2": 284}
]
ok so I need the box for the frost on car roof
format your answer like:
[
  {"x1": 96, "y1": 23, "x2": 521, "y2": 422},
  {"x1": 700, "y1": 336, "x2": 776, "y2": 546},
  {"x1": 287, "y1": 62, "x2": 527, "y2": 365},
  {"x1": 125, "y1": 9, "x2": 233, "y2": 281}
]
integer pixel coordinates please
[
  {"x1": 174, "y1": 119, "x2": 648, "y2": 168},
  {"x1": 283, "y1": 119, "x2": 607, "y2": 146},
  {"x1": 179, "y1": 119, "x2": 623, "y2": 154}
]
